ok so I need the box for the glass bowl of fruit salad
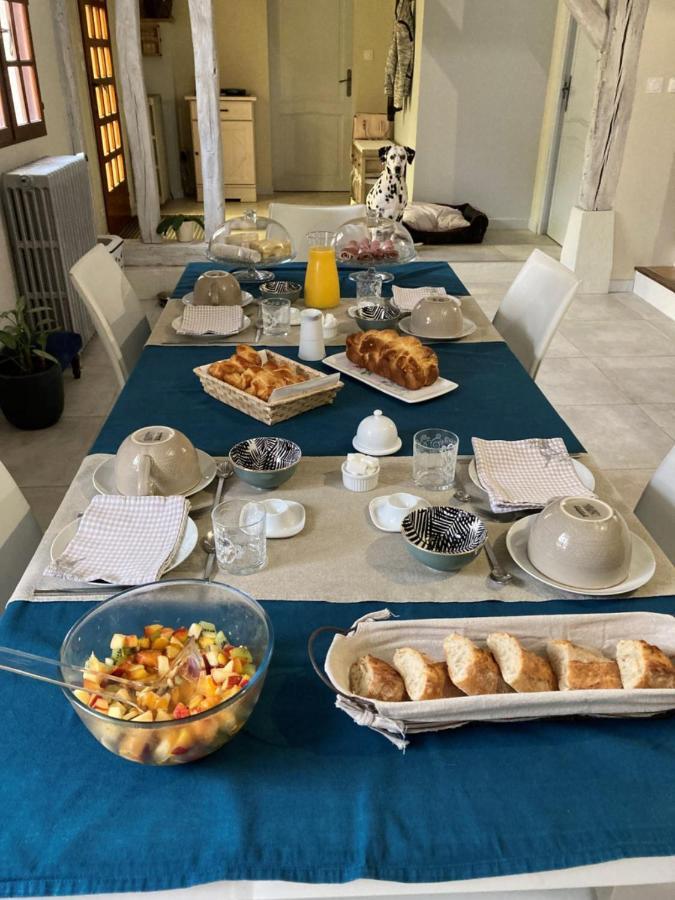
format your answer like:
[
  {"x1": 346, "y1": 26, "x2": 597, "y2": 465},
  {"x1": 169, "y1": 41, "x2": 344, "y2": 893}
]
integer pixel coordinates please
[{"x1": 59, "y1": 579, "x2": 273, "y2": 765}]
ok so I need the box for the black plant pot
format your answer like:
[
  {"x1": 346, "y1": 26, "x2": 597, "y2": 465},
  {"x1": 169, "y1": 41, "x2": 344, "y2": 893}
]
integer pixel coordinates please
[{"x1": 0, "y1": 359, "x2": 64, "y2": 429}]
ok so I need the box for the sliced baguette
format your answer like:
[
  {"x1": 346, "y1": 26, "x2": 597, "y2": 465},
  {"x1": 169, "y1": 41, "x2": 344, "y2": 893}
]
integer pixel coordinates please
[
  {"x1": 486, "y1": 632, "x2": 557, "y2": 693},
  {"x1": 616, "y1": 639, "x2": 675, "y2": 689},
  {"x1": 443, "y1": 633, "x2": 506, "y2": 695},
  {"x1": 349, "y1": 654, "x2": 408, "y2": 702},
  {"x1": 546, "y1": 640, "x2": 621, "y2": 691},
  {"x1": 392, "y1": 648, "x2": 460, "y2": 700},
  {"x1": 432, "y1": 661, "x2": 463, "y2": 698}
]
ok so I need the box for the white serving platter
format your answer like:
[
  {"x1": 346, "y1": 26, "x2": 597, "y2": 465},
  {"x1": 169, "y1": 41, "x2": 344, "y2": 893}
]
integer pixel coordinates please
[
  {"x1": 320, "y1": 609, "x2": 675, "y2": 739},
  {"x1": 322, "y1": 352, "x2": 458, "y2": 404}
]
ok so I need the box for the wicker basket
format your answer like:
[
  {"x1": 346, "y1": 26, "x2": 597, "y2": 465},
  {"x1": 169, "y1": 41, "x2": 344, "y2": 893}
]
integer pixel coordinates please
[{"x1": 194, "y1": 350, "x2": 343, "y2": 425}]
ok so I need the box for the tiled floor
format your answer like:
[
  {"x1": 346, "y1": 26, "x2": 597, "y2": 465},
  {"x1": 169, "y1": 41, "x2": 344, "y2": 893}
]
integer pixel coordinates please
[{"x1": 1, "y1": 235, "x2": 673, "y2": 532}]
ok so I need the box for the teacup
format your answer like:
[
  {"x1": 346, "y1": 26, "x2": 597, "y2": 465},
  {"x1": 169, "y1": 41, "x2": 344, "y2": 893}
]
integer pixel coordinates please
[
  {"x1": 193, "y1": 271, "x2": 242, "y2": 306},
  {"x1": 411, "y1": 295, "x2": 463, "y2": 338},
  {"x1": 114, "y1": 426, "x2": 202, "y2": 496},
  {"x1": 527, "y1": 496, "x2": 632, "y2": 589},
  {"x1": 380, "y1": 493, "x2": 424, "y2": 530}
]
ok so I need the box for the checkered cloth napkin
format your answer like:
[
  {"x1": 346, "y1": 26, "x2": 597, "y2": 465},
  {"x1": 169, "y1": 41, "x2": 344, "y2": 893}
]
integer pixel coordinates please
[
  {"x1": 391, "y1": 285, "x2": 449, "y2": 312},
  {"x1": 177, "y1": 304, "x2": 244, "y2": 336},
  {"x1": 44, "y1": 495, "x2": 190, "y2": 584},
  {"x1": 472, "y1": 437, "x2": 595, "y2": 513}
]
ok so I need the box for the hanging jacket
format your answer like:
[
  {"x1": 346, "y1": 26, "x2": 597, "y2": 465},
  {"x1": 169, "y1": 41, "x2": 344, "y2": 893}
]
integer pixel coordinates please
[{"x1": 384, "y1": 0, "x2": 415, "y2": 117}]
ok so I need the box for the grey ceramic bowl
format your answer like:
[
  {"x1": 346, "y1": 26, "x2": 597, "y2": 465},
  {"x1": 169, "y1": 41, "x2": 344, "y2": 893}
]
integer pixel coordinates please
[
  {"x1": 527, "y1": 496, "x2": 632, "y2": 589},
  {"x1": 229, "y1": 437, "x2": 302, "y2": 490},
  {"x1": 259, "y1": 281, "x2": 302, "y2": 302},
  {"x1": 401, "y1": 506, "x2": 487, "y2": 572},
  {"x1": 353, "y1": 302, "x2": 401, "y2": 333}
]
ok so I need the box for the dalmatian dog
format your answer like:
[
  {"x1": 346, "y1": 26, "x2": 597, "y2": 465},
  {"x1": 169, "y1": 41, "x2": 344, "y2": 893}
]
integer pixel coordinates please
[{"x1": 366, "y1": 144, "x2": 416, "y2": 222}]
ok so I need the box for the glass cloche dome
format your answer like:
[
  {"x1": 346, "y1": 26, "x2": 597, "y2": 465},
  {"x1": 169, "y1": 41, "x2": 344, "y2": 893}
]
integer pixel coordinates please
[
  {"x1": 333, "y1": 214, "x2": 416, "y2": 269},
  {"x1": 207, "y1": 209, "x2": 295, "y2": 283}
]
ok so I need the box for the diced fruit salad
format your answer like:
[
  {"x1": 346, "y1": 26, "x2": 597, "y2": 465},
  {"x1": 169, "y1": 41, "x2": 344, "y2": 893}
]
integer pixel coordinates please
[{"x1": 75, "y1": 620, "x2": 256, "y2": 722}]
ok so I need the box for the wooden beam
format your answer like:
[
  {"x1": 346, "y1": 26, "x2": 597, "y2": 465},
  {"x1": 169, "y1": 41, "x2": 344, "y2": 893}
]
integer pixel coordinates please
[
  {"x1": 114, "y1": 0, "x2": 161, "y2": 243},
  {"x1": 53, "y1": 0, "x2": 85, "y2": 153},
  {"x1": 188, "y1": 0, "x2": 225, "y2": 240},
  {"x1": 564, "y1": 0, "x2": 608, "y2": 50},
  {"x1": 577, "y1": 0, "x2": 651, "y2": 210}
]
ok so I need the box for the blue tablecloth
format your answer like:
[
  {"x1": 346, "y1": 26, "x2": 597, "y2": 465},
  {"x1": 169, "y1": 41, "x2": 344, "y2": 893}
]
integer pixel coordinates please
[
  {"x1": 3, "y1": 595, "x2": 675, "y2": 896},
  {"x1": 91, "y1": 342, "x2": 583, "y2": 456},
  {"x1": 174, "y1": 260, "x2": 470, "y2": 299}
]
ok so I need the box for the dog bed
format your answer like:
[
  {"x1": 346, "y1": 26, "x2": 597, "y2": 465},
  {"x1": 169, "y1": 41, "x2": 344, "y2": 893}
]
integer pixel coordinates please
[{"x1": 403, "y1": 202, "x2": 488, "y2": 245}]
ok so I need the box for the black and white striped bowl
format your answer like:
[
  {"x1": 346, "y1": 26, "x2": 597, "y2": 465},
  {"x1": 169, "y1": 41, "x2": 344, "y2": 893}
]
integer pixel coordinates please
[
  {"x1": 401, "y1": 506, "x2": 487, "y2": 571},
  {"x1": 352, "y1": 302, "x2": 401, "y2": 332},
  {"x1": 259, "y1": 281, "x2": 302, "y2": 301},
  {"x1": 229, "y1": 437, "x2": 302, "y2": 489}
]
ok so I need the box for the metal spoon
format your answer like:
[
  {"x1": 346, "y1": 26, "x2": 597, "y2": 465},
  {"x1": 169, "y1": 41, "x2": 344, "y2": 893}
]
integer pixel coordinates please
[
  {"x1": 484, "y1": 538, "x2": 513, "y2": 586},
  {"x1": 453, "y1": 488, "x2": 472, "y2": 503}
]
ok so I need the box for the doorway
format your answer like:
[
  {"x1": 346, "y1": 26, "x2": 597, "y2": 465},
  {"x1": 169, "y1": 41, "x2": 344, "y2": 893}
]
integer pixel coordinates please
[
  {"x1": 268, "y1": 0, "x2": 354, "y2": 191},
  {"x1": 77, "y1": 0, "x2": 132, "y2": 234},
  {"x1": 546, "y1": 19, "x2": 598, "y2": 244}
]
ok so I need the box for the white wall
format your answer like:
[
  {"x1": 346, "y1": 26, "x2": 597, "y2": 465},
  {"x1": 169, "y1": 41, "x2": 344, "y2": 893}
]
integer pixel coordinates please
[{"x1": 397, "y1": 0, "x2": 557, "y2": 228}]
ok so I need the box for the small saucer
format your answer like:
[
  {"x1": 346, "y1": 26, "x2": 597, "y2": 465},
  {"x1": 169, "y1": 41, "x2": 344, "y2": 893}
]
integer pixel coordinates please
[
  {"x1": 244, "y1": 498, "x2": 305, "y2": 538},
  {"x1": 369, "y1": 493, "x2": 429, "y2": 532},
  {"x1": 352, "y1": 436, "x2": 402, "y2": 456},
  {"x1": 398, "y1": 316, "x2": 476, "y2": 341},
  {"x1": 181, "y1": 290, "x2": 255, "y2": 308}
]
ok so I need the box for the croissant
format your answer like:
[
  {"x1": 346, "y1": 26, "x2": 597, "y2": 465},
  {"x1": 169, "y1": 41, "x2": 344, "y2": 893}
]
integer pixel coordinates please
[
  {"x1": 345, "y1": 330, "x2": 439, "y2": 390},
  {"x1": 206, "y1": 345, "x2": 310, "y2": 402}
]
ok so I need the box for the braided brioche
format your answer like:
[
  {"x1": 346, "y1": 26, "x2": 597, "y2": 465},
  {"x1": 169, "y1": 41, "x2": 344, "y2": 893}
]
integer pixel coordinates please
[{"x1": 345, "y1": 329, "x2": 439, "y2": 390}]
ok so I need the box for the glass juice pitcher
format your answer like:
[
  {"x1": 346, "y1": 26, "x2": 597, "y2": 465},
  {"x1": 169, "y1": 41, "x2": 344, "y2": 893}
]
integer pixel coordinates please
[{"x1": 304, "y1": 231, "x2": 340, "y2": 309}]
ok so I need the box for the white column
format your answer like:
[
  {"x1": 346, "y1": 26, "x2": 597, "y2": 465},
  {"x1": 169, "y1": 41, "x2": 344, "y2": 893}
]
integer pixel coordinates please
[
  {"x1": 188, "y1": 0, "x2": 225, "y2": 240},
  {"x1": 114, "y1": 0, "x2": 161, "y2": 243},
  {"x1": 53, "y1": 0, "x2": 85, "y2": 153}
]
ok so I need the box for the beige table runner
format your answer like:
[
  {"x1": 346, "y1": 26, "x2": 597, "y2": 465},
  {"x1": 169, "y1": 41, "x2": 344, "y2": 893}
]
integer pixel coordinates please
[
  {"x1": 146, "y1": 296, "x2": 502, "y2": 347},
  {"x1": 14, "y1": 454, "x2": 675, "y2": 605}
]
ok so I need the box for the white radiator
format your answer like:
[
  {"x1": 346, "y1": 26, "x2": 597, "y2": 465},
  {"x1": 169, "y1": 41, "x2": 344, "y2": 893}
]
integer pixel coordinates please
[{"x1": 2, "y1": 154, "x2": 96, "y2": 343}]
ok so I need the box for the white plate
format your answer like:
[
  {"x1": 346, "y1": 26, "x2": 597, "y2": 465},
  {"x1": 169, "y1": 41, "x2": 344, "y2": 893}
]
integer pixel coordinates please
[
  {"x1": 368, "y1": 494, "x2": 429, "y2": 532},
  {"x1": 398, "y1": 315, "x2": 477, "y2": 341},
  {"x1": 467, "y1": 456, "x2": 596, "y2": 495},
  {"x1": 180, "y1": 290, "x2": 255, "y2": 308},
  {"x1": 171, "y1": 314, "x2": 251, "y2": 338},
  {"x1": 50, "y1": 517, "x2": 199, "y2": 576},
  {"x1": 93, "y1": 449, "x2": 217, "y2": 498},
  {"x1": 322, "y1": 352, "x2": 458, "y2": 404},
  {"x1": 352, "y1": 436, "x2": 402, "y2": 456},
  {"x1": 505, "y1": 513, "x2": 656, "y2": 596}
]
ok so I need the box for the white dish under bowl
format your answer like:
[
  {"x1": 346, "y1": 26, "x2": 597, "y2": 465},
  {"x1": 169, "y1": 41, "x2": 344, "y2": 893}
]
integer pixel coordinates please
[
  {"x1": 467, "y1": 457, "x2": 596, "y2": 496},
  {"x1": 369, "y1": 494, "x2": 429, "y2": 532},
  {"x1": 398, "y1": 315, "x2": 476, "y2": 341},
  {"x1": 180, "y1": 290, "x2": 254, "y2": 308},
  {"x1": 50, "y1": 517, "x2": 199, "y2": 578},
  {"x1": 352, "y1": 437, "x2": 402, "y2": 456},
  {"x1": 323, "y1": 352, "x2": 458, "y2": 405},
  {"x1": 93, "y1": 449, "x2": 217, "y2": 498},
  {"x1": 505, "y1": 513, "x2": 655, "y2": 596},
  {"x1": 171, "y1": 314, "x2": 251, "y2": 338}
]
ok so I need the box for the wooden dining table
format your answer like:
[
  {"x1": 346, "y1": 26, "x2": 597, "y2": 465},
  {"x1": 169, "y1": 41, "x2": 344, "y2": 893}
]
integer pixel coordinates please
[{"x1": 3, "y1": 261, "x2": 675, "y2": 900}]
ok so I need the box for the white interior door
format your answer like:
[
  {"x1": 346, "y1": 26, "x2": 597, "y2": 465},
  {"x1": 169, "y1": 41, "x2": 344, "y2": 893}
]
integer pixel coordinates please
[
  {"x1": 547, "y1": 24, "x2": 598, "y2": 244},
  {"x1": 268, "y1": 0, "x2": 353, "y2": 191}
]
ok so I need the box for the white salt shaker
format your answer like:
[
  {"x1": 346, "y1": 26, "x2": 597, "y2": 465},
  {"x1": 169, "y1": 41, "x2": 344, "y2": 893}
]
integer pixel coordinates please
[{"x1": 298, "y1": 309, "x2": 326, "y2": 361}]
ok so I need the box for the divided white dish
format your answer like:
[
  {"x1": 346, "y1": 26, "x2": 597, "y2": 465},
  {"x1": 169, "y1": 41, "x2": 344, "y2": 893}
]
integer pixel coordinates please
[
  {"x1": 323, "y1": 352, "x2": 458, "y2": 404},
  {"x1": 320, "y1": 609, "x2": 675, "y2": 740}
]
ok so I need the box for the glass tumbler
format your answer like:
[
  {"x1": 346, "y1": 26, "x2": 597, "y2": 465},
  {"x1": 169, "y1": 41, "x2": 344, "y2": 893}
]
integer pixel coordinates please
[
  {"x1": 260, "y1": 296, "x2": 291, "y2": 336},
  {"x1": 212, "y1": 500, "x2": 267, "y2": 575},
  {"x1": 413, "y1": 429, "x2": 459, "y2": 491}
]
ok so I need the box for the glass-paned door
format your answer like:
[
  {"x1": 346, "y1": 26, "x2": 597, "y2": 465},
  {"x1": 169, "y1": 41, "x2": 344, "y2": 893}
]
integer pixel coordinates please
[{"x1": 78, "y1": 0, "x2": 132, "y2": 233}]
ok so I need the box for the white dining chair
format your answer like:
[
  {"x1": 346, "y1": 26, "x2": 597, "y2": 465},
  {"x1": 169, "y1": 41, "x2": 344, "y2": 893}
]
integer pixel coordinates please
[
  {"x1": 268, "y1": 203, "x2": 366, "y2": 262},
  {"x1": 0, "y1": 461, "x2": 42, "y2": 610},
  {"x1": 493, "y1": 249, "x2": 580, "y2": 379},
  {"x1": 70, "y1": 244, "x2": 151, "y2": 389},
  {"x1": 634, "y1": 446, "x2": 675, "y2": 564}
]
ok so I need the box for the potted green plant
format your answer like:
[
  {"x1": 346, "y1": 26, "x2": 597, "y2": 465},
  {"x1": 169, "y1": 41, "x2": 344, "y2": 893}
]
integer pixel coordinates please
[
  {"x1": 156, "y1": 214, "x2": 205, "y2": 243},
  {"x1": 0, "y1": 297, "x2": 64, "y2": 430}
]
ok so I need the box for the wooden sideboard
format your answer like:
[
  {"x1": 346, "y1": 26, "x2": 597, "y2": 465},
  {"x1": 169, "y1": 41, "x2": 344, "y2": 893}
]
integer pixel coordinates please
[{"x1": 187, "y1": 95, "x2": 257, "y2": 202}]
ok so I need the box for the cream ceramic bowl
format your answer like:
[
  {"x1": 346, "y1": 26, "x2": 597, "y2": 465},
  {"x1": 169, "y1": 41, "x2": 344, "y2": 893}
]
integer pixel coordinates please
[
  {"x1": 193, "y1": 271, "x2": 242, "y2": 306},
  {"x1": 410, "y1": 295, "x2": 463, "y2": 338},
  {"x1": 114, "y1": 426, "x2": 202, "y2": 496},
  {"x1": 527, "y1": 496, "x2": 632, "y2": 589}
]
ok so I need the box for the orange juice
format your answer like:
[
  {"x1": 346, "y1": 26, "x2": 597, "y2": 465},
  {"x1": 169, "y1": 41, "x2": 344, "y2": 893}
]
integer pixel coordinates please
[{"x1": 304, "y1": 246, "x2": 340, "y2": 309}]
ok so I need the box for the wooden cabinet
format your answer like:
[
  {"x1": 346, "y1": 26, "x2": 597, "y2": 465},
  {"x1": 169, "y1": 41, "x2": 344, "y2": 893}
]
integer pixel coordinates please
[
  {"x1": 187, "y1": 96, "x2": 257, "y2": 203},
  {"x1": 350, "y1": 139, "x2": 392, "y2": 204}
]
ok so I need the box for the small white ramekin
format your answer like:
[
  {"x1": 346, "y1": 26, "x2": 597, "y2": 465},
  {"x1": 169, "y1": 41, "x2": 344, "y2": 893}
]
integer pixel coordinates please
[{"x1": 341, "y1": 460, "x2": 380, "y2": 492}]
